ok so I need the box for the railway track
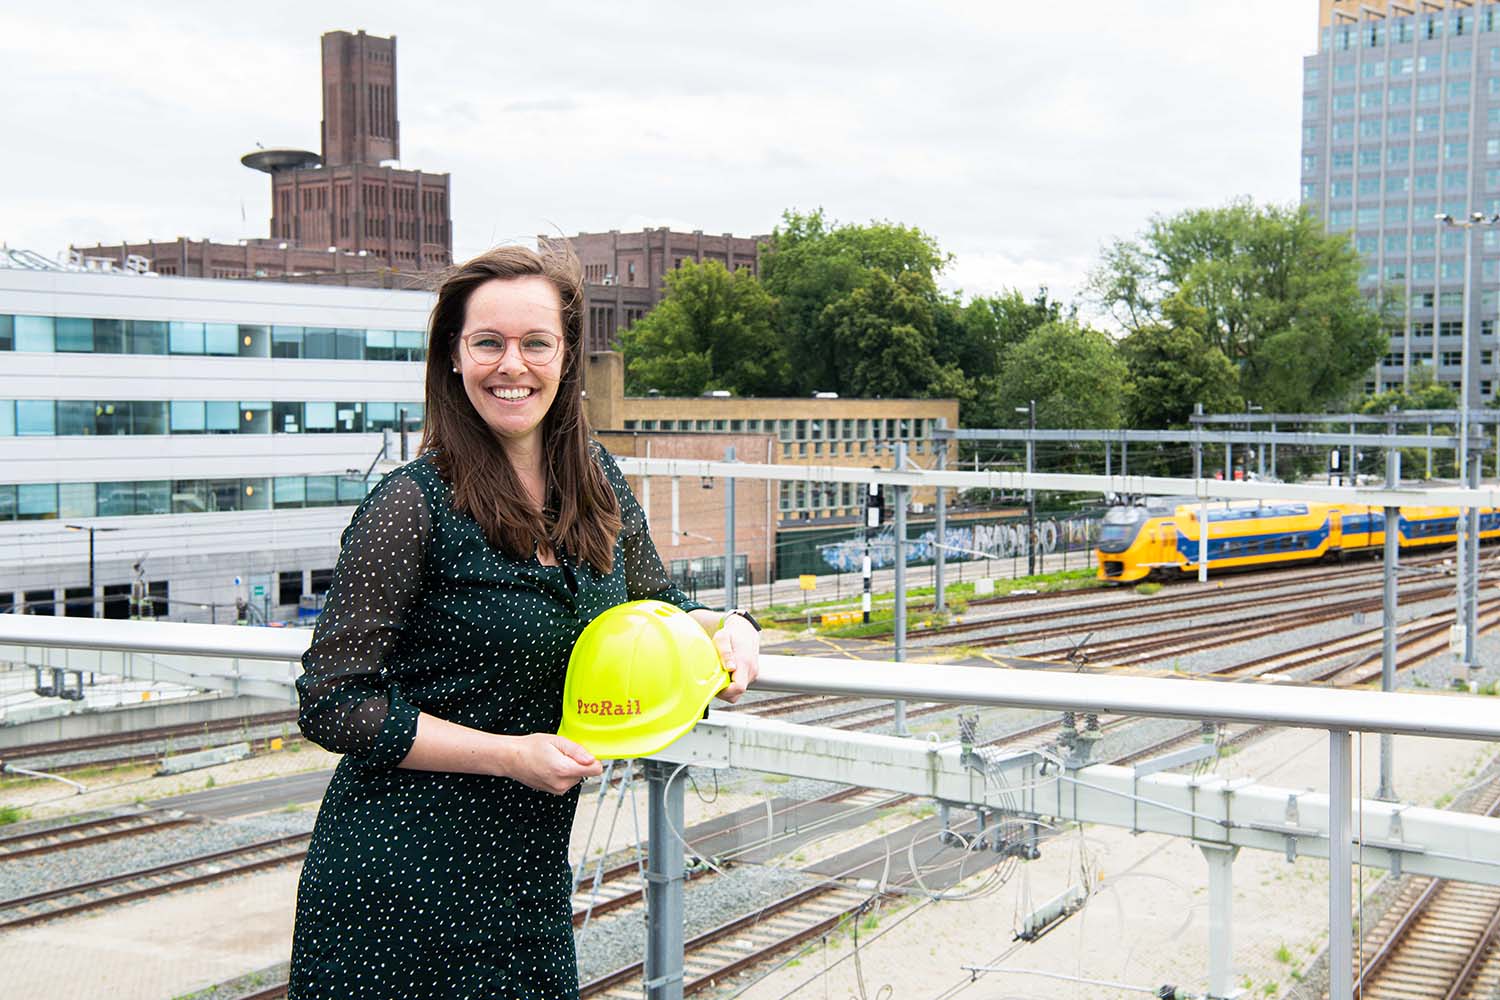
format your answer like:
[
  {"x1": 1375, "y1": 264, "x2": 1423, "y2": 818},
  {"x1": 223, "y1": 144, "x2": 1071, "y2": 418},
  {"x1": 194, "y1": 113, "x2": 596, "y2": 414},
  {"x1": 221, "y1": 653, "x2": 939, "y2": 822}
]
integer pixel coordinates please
[
  {"x1": 1349, "y1": 774, "x2": 1500, "y2": 999},
  {"x1": 0, "y1": 809, "x2": 199, "y2": 860},
  {"x1": 0, "y1": 832, "x2": 310, "y2": 931},
  {"x1": 769, "y1": 554, "x2": 1455, "y2": 634},
  {"x1": 2, "y1": 710, "x2": 302, "y2": 776}
]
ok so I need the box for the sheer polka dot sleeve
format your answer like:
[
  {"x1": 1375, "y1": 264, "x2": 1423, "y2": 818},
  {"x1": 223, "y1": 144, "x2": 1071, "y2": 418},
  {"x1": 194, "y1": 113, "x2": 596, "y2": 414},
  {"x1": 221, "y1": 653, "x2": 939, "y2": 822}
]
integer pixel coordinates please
[
  {"x1": 296, "y1": 471, "x2": 431, "y2": 770},
  {"x1": 596, "y1": 445, "x2": 709, "y2": 614}
]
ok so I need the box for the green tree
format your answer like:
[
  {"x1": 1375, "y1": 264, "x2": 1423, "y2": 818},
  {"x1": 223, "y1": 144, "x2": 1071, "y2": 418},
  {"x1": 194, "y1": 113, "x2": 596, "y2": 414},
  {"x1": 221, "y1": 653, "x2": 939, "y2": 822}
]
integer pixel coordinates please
[
  {"x1": 954, "y1": 287, "x2": 1070, "y2": 376},
  {"x1": 1090, "y1": 198, "x2": 1385, "y2": 413},
  {"x1": 1359, "y1": 362, "x2": 1458, "y2": 414},
  {"x1": 821, "y1": 270, "x2": 964, "y2": 399},
  {"x1": 1118, "y1": 295, "x2": 1242, "y2": 428},
  {"x1": 759, "y1": 209, "x2": 953, "y2": 396},
  {"x1": 617, "y1": 259, "x2": 786, "y2": 397},
  {"x1": 988, "y1": 320, "x2": 1128, "y2": 430},
  {"x1": 1360, "y1": 364, "x2": 1457, "y2": 478}
]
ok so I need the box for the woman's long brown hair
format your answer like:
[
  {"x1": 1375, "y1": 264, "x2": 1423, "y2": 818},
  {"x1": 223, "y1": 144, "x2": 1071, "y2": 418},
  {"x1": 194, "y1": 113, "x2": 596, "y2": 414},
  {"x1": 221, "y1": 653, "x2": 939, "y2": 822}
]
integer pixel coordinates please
[{"x1": 419, "y1": 244, "x2": 622, "y2": 574}]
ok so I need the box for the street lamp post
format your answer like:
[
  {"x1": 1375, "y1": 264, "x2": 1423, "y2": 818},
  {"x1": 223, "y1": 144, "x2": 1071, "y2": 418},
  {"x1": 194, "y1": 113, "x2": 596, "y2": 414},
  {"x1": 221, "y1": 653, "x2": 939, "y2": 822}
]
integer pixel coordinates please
[
  {"x1": 64, "y1": 523, "x2": 120, "y2": 618},
  {"x1": 1434, "y1": 212, "x2": 1496, "y2": 675}
]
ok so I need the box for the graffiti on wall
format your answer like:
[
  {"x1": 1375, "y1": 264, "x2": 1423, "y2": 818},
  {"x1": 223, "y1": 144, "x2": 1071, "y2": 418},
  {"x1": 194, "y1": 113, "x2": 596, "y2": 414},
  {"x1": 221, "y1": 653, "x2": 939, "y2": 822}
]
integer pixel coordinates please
[{"x1": 816, "y1": 517, "x2": 1099, "y2": 573}]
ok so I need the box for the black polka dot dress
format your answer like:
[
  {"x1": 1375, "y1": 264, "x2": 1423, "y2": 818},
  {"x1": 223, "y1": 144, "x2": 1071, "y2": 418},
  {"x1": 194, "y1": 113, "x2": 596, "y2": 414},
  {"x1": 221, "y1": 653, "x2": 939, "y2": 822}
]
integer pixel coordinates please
[{"x1": 289, "y1": 446, "x2": 704, "y2": 999}]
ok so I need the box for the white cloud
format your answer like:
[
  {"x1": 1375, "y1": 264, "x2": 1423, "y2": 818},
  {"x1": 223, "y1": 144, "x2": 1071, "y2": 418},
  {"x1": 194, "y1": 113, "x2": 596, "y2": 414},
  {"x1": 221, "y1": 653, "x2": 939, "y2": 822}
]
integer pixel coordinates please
[{"x1": 1, "y1": 0, "x2": 1313, "y2": 305}]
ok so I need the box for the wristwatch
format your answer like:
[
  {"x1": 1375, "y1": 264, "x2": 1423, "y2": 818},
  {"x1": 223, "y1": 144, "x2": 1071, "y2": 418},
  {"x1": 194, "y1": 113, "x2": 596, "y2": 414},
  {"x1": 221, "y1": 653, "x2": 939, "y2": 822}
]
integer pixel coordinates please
[{"x1": 721, "y1": 608, "x2": 762, "y2": 632}]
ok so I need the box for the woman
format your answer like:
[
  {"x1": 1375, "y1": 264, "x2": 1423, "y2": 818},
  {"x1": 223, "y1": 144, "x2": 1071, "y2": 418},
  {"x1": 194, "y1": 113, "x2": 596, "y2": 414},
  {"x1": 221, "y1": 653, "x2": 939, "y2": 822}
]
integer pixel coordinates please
[{"x1": 289, "y1": 245, "x2": 759, "y2": 999}]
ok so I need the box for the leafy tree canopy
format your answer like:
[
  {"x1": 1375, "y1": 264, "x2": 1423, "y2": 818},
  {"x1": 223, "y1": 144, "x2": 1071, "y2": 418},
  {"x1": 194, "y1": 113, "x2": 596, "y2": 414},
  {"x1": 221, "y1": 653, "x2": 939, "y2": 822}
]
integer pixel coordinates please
[
  {"x1": 616, "y1": 259, "x2": 785, "y2": 397},
  {"x1": 1089, "y1": 198, "x2": 1385, "y2": 413},
  {"x1": 986, "y1": 319, "x2": 1128, "y2": 430},
  {"x1": 952, "y1": 288, "x2": 1071, "y2": 379},
  {"x1": 1118, "y1": 294, "x2": 1242, "y2": 428},
  {"x1": 759, "y1": 209, "x2": 954, "y2": 396},
  {"x1": 1359, "y1": 363, "x2": 1458, "y2": 414}
]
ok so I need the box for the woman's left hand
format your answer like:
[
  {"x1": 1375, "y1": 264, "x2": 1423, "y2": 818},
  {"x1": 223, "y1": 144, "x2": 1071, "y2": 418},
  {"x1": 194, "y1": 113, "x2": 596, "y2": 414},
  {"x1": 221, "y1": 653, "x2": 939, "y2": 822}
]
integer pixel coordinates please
[{"x1": 712, "y1": 615, "x2": 759, "y2": 704}]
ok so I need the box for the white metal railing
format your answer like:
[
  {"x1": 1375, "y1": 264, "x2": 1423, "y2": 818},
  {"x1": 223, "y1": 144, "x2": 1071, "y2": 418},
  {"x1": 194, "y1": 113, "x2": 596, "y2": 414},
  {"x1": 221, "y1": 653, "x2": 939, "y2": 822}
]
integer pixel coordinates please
[
  {"x1": 614, "y1": 456, "x2": 1500, "y2": 508},
  {"x1": 5, "y1": 615, "x2": 1500, "y2": 1000},
  {"x1": 5, "y1": 614, "x2": 1497, "y2": 740}
]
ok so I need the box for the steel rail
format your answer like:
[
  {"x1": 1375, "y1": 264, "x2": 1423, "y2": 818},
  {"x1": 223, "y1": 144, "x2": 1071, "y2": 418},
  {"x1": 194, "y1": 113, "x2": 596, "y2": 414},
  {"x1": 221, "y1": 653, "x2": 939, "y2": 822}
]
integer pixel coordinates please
[
  {"x1": 0, "y1": 811, "x2": 199, "y2": 860},
  {"x1": 0, "y1": 832, "x2": 311, "y2": 930}
]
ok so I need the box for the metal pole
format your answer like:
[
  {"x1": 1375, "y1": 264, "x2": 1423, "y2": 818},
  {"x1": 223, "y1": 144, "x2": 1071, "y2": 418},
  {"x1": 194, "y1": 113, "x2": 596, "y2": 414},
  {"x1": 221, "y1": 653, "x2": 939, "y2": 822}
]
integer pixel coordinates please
[
  {"x1": 1348, "y1": 425, "x2": 1355, "y2": 485},
  {"x1": 1199, "y1": 843, "x2": 1240, "y2": 1000},
  {"x1": 934, "y1": 427, "x2": 947, "y2": 613},
  {"x1": 1466, "y1": 447, "x2": 1480, "y2": 671},
  {"x1": 1192, "y1": 405, "x2": 1203, "y2": 482},
  {"x1": 1105, "y1": 437, "x2": 1112, "y2": 478},
  {"x1": 399, "y1": 406, "x2": 409, "y2": 461},
  {"x1": 1459, "y1": 218, "x2": 1474, "y2": 675},
  {"x1": 1426, "y1": 421, "x2": 1433, "y2": 480},
  {"x1": 893, "y1": 442, "x2": 909, "y2": 736},
  {"x1": 1328, "y1": 729, "x2": 1353, "y2": 1000},
  {"x1": 1378, "y1": 415, "x2": 1401, "y2": 802},
  {"x1": 643, "y1": 759, "x2": 685, "y2": 1000},
  {"x1": 1121, "y1": 436, "x2": 1128, "y2": 477},
  {"x1": 1270, "y1": 419, "x2": 1277, "y2": 479},
  {"x1": 87, "y1": 528, "x2": 96, "y2": 619},
  {"x1": 723, "y1": 446, "x2": 737, "y2": 610},
  {"x1": 862, "y1": 481, "x2": 875, "y2": 625},
  {"x1": 1224, "y1": 437, "x2": 1231, "y2": 480},
  {"x1": 1194, "y1": 406, "x2": 1208, "y2": 584},
  {"x1": 1199, "y1": 498, "x2": 1210, "y2": 585},
  {"x1": 1026, "y1": 400, "x2": 1037, "y2": 577}
]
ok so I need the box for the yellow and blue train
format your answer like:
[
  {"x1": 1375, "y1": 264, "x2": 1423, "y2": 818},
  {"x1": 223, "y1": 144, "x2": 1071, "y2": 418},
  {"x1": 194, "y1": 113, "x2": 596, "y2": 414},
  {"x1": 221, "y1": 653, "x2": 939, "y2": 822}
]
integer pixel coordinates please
[{"x1": 1095, "y1": 498, "x2": 1500, "y2": 583}]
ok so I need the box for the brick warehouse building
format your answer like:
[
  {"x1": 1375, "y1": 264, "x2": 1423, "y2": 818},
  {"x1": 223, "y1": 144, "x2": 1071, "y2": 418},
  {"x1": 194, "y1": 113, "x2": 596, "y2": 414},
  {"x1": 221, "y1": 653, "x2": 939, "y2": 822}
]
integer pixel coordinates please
[
  {"x1": 75, "y1": 30, "x2": 451, "y2": 281},
  {"x1": 552, "y1": 229, "x2": 767, "y2": 353}
]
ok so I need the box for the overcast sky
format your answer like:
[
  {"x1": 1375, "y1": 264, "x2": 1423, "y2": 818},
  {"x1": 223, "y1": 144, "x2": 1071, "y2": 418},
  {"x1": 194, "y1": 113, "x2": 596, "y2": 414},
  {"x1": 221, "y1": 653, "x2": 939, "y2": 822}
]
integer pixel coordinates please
[{"x1": 2, "y1": 1, "x2": 1313, "y2": 311}]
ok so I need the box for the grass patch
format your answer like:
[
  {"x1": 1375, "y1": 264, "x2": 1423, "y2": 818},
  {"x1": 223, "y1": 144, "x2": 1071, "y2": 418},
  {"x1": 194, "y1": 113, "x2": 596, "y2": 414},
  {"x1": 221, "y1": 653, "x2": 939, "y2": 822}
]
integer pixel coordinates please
[
  {"x1": 761, "y1": 568, "x2": 1105, "y2": 623},
  {"x1": 1274, "y1": 943, "x2": 1293, "y2": 964},
  {"x1": 0, "y1": 805, "x2": 25, "y2": 826},
  {"x1": 1134, "y1": 581, "x2": 1163, "y2": 596}
]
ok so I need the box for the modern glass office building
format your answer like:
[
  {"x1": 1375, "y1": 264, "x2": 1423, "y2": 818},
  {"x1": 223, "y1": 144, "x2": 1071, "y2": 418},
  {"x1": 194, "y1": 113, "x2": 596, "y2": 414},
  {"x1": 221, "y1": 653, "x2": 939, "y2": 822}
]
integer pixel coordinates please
[
  {"x1": 1301, "y1": 0, "x2": 1500, "y2": 400},
  {"x1": 0, "y1": 252, "x2": 432, "y2": 623}
]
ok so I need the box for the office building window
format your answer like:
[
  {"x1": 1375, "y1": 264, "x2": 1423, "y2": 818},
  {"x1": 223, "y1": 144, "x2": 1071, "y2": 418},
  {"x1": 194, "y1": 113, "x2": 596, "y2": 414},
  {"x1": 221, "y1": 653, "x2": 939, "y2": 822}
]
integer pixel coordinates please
[{"x1": 14, "y1": 316, "x2": 54, "y2": 352}]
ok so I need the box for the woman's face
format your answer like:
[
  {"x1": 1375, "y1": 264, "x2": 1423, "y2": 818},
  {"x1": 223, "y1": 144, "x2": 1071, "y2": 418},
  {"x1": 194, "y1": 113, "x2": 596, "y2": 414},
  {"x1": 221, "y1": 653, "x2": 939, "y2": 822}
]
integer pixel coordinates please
[{"x1": 452, "y1": 276, "x2": 567, "y2": 449}]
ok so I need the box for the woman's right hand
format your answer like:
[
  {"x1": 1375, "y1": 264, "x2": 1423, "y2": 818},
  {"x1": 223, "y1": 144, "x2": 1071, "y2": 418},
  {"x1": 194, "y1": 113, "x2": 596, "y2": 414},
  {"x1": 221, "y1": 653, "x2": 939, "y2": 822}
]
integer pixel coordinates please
[{"x1": 500, "y1": 733, "x2": 603, "y2": 794}]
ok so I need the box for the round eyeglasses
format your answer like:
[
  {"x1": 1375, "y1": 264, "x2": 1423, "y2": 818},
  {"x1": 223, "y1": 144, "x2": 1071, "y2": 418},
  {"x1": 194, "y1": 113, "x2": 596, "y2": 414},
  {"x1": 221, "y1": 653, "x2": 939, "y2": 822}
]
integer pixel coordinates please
[{"x1": 461, "y1": 330, "x2": 562, "y2": 368}]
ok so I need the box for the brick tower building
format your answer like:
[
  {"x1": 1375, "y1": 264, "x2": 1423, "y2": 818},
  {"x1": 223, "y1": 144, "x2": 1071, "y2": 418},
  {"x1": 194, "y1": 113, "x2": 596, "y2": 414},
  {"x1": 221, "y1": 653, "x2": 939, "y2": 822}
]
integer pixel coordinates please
[
  {"x1": 76, "y1": 29, "x2": 451, "y2": 279},
  {"x1": 257, "y1": 30, "x2": 451, "y2": 270}
]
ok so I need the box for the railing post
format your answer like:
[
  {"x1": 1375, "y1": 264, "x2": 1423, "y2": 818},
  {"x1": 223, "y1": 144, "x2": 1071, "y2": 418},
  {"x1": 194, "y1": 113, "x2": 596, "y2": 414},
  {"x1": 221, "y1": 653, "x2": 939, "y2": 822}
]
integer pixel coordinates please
[
  {"x1": 1198, "y1": 842, "x2": 1240, "y2": 1000},
  {"x1": 643, "y1": 759, "x2": 686, "y2": 1000},
  {"x1": 1329, "y1": 729, "x2": 1353, "y2": 1000}
]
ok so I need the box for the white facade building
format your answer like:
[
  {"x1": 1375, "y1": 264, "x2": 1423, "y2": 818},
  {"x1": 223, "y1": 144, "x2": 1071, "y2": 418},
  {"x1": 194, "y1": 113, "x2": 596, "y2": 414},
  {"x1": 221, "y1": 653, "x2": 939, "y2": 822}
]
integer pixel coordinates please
[{"x1": 0, "y1": 255, "x2": 434, "y2": 623}]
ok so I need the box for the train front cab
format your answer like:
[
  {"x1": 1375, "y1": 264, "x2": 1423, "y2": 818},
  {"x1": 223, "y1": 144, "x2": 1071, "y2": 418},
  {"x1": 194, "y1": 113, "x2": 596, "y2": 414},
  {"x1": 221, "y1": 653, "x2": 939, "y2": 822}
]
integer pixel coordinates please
[{"x1": 1096, "y1": 504, "x2": 1167, "y2": 582}]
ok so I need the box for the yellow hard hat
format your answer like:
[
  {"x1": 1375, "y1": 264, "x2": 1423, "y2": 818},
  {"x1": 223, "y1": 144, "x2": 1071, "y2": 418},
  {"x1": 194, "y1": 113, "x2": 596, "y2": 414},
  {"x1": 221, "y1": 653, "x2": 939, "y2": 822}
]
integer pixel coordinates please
[{"x1": 559, "y1": 600, "x2": 730, "y2": 760}]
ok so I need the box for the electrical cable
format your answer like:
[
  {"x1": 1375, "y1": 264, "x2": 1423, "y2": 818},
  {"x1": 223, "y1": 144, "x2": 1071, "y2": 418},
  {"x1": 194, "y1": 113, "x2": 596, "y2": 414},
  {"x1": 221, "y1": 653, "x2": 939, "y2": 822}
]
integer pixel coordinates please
[
  {"x1": 570, "y1": 759, "x2": 617, "y2": 896},
  {"x1": 574, "y1": 761, "x2": 635, "y2": 942}
]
